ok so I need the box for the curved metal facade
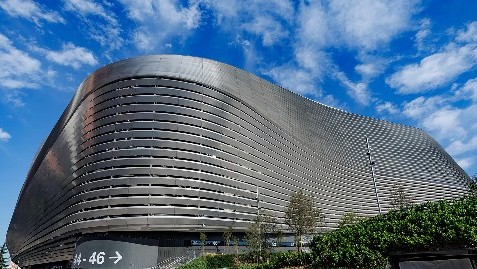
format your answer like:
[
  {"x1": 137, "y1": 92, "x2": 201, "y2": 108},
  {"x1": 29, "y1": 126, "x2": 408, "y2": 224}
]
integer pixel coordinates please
[{"x1": 7, "y1": 55, "x2": 470, "y2": 267}]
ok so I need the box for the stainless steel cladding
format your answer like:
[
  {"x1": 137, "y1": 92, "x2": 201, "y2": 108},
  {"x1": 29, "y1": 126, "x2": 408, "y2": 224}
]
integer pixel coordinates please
[{"x1": 7, "y1": 55, "x2": 470, "y2": 267}]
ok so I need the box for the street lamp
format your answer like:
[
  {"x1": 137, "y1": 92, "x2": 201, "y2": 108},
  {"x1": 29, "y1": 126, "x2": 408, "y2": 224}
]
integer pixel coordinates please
[{"x1": 365, "y1": 136, "x2": 382, "y2": 214}]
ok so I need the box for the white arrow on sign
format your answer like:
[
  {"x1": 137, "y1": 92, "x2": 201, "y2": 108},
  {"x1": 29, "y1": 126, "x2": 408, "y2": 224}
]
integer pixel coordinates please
[{"x1": 109, "y1": 251, "x2": 122, "y2": 264}]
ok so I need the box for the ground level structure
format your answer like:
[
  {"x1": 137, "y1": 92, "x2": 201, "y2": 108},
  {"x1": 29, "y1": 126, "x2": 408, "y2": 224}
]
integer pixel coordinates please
[{"x1": 7, "y1": 55, "x2": 470, "y2": 268}]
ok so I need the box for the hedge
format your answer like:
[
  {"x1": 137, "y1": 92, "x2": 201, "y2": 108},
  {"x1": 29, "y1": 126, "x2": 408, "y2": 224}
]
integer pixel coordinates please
[
  {"x1": 178, "y1": 251, "x2": 313, "y2": 269},
  {"x1": 178, "y1": 254, "x2": 234, "y2": 269},
  {"x1": 311, "y1": 196, "x2": 477, "y2": 268}
]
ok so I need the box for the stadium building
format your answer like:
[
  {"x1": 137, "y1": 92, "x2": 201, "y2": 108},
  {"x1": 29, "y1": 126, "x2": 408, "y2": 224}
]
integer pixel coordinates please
[{"x1": 7, "y1": 55, "x2": 470, "y2": 268}]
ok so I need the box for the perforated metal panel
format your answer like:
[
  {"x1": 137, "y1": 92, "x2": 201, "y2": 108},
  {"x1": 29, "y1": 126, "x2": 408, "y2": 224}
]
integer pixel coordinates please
[{"x1": 7, "y1": 55, "x2": 470, "y2": 267}]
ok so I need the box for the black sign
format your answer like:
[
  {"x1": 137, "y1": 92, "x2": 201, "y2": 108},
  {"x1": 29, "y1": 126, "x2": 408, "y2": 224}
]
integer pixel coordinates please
[{"x1": 72, "y1": 238, "x2": 159, "y2": 269}]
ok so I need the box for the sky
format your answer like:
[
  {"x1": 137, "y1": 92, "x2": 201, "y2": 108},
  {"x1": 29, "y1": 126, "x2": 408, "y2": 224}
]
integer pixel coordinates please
[{"x1": 1, "y1": 0, "x2": 477, "y2": 246}]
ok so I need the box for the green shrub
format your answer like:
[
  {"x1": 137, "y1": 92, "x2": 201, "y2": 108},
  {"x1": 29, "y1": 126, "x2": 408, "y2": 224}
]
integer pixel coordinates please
[
  {"x1": 179, "y1": 251, "x2": 314, "y2": 269},
  {"x1": 178, "y1": 256, "x2": 208, "y2": 269},
  {"x1": 311, "y1": 196, "x2": 477, "y2": 268},
  {"x1": 271, "y1": 251, "x2": 312, "y2": 267},
  {"x1": 178, "y1": 254, "x2": 234, "y2": 269}
]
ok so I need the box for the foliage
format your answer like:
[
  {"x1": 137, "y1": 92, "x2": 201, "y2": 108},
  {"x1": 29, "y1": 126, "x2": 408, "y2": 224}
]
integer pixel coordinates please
[
  {"x1": 467, "y1": 173, "x2": 477, "y2": 196},
  {"x1": 285, "y1": 190, "x2": 324, "y2": 251},
  {"x1": 178, "y1": 252, "x2": 313, "y2": 269},
  {"x1": 311, "y1": 196, "x2": 477, "y2": 268},
  {"x1": 389, "y1": 183, "x2": 413, "y2": 209},
  {"x1": 245, "y1": 213, "x2": 277, "y2": 262},
  {"x1": 223, "y1": 225, "x2": 234, "y2": 254},
  {"x1": 337, "y1": 210, "x2": 362, "y2": 228},
  {"x1": 178, "y1": 254, "x2": 234, "y2": 269},
  {"x1": 0, "y1": 243, "x2": 8, "y2": 269},
  {"x1": 232, "y1": 236, "x2": 240, "y2": 256},
  {"x1": 268, "y1": 251, "x2": 313, "y2": 268},
  {"x1": 199, "y1": 232, "x2": 207, "y2": 255}
]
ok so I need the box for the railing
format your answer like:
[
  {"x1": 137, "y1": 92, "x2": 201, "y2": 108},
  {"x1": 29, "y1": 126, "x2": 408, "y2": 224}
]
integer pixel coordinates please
[{"x1": 151, "y1": 249, "x2": 198, "y2": 269}]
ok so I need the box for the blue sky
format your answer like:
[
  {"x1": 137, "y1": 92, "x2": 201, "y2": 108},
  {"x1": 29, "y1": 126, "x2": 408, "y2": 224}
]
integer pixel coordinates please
[{"x1": 1, "y1": 0, "x2": 477, "y2": 245}]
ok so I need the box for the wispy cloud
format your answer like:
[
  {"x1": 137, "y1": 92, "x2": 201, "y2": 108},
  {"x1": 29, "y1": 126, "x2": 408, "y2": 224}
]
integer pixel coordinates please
[
  {"x1": 3, "y1": 90, "x2": 25, "y2": 107},
  {"x1": 63, "y1": 0, "x2": 123, "y2": 50},
  {"x1": 456, "y1": 157, "x2": 474, "y2": 170},
  {"x1": 0, "y1": 34, "x2": 42, "y2": 90},
  {"x1": 294, "y1": 0, "x2": 420, "y2": 51},
  {"x1": 265, "y1": 0, "x2": 420, "y2": 107},
  {"x1": 119, "y1": 0, "x2": 202, "y2": 51},
  {"x1": 401, "y1": 76, "x2": 477, "y2": 141},
  {"x1": 0, "y1": 128, "x2": 11, "y2": 142},
  {"x1": 376, "y1": 101, "x2": 399, "y2": 115},
  {"x1": 414, "y1": 18, "x2": 432, "y2": 51},
  {"x1": 388, "y1": 22, "x2": 477, "y2": 94},
  {"x1": 0, "y1": 0, "x2": 64, "y2": 25},
  {"x1": 387, "y1": 44, "x2": 477, "y2": 94},
  {"x1": 264, "y1": 64, "x2": 322, "y2": 97},
  {"x1": 264, "y1": 48, "x2": 331, "y2": 98},
  {"x1": 447, "y1": 136, "x2": 477, "y2": 156},
  {"x1": 326, "y1": 0, "x2": 421, "y2": 50},
  {"x1": 456, "y1": 22, "x2": 477, "y2": 43},
  {"x1": 399, "y1": 74, "x2": 477, "y2": 172},
  {"x1": 334, "y1": 71, "x2": 372, "y2": 106},
  {"x1": 43, "y1": 43, "x2": 98, "y2": 69},
  {"x1": 208, "y1": 0, "x2": 293, "y2": 47}
]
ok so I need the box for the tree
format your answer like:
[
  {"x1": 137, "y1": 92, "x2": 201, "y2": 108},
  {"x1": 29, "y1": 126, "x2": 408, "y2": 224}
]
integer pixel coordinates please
[
  {"x1": 223, "y1": 225, "x2": 234, "y2": 254},
  {"x1": 0, "y1": 243, "x2": 8, "y2": 269},
  {"x1": 285, "y1": 190, "x2": 324, "y2": 252},
  {"x1": 232, "y1": 235, "x2": 240, "y2": 256},
  {"x1": 199, "y1": 232, "x2": 207, "y2": 255},
  {"x1": 390, "y1": 183, "x2": 413, "y2": 210},
  {"x1": 245, "y1": 213, "x2": 277, "y2": 263},
  {"x1": 467, "y1": 173, "x2": 477, "y2": 196},
  {"x1": 232, "y1": 235, "x2": 240, "y2": 267},
  {"x1": 338, "y1": 210, "x2": 361, "y2": 228},
  {"x1": 275, "y1": 229, "x2": 284, "y2": 247}
]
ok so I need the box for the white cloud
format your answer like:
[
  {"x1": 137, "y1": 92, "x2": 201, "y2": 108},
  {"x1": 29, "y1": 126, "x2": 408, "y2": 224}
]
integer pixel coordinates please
[
  {"x1": 403, "y1": 95, "x2": 477, "y2": 141},
  {"x1": 0, "y1": 0, "x2": 64, "y2": 25},
  {"x1": 455, "y1": 157, "x2": 474, "y2": 170},
  {"x1": 242, "y1": 15, "x2": 289, "y2": 46},
  {"x1": 0, "y1": 34, "x2": 42, "y2": 90},
  {"x1": 289, "y1": 0, "x2": 419, "y2": 106},
  {"x1": 295, "y1": 0, "x2": 420, "y2": 51},
  {"x1": 0, "y1": 128, "x2": 11, "y2": 142},
  {"x1": 44, "y1": 43, "x2": 98, "y2": 69},
  {"x1": 328, "y1": 0, "x2": 420, "y2": 50},
  {"x1": 355, "y1": 54, "x2": 394, "y2": 80},
  {"x1": 120, "y1": 0, "x2": 202, "y2": 51},
  {"x1": 206, "y1": 0, "x2": 293, "y2": 47},
  {"x1": 64, "y1": 0, "x2": 109, "y2": 18},
  {"x1": 263, "y1": 48, "x2": 330, "y2": 98},
  {"x1": 376, "y1": 101, "x2": 399, "y2": 115},
  {"x1": 456, "y1": 22, "x2": 477, "y2": 43},
  {"x1": 400, "y1": 78, "x2": 477, "y2": 174},
  {"x1": 3, "y1": 90, "x2": 25, "y2": 107},
  {"x1": 334, "y1": 71, "x2": 372, "y2": 106},
  {"x1": 355, "y1": 63, "x2": 380, "y2": 79},
  {"x1": 402, "y1": 96, "x2": 446, "y2": 119},
  {"x1": 387, "y1": 43, "x2": 477, "y2": 94},
  {"x1": 446, "y1": 136, "x2": 477, "y2": 156},
  {"x1": 455, "y1": 77, "x2": 477, "y2": 101},
  {"x1": 264, "y1": 64, "x2": 320, "y2": 97},
  {"x1": 296, "y1": 1, "x2": 330, "y2": 48},
  {"x1": 63, "y1": 0, "x2": 123, "y2": 50},
  {"x1": 415, "y1": 18, "x2": 432, "y2": 51},
  {"x1": 421, "y1": 106, "x2": 466, "y2": 140}
]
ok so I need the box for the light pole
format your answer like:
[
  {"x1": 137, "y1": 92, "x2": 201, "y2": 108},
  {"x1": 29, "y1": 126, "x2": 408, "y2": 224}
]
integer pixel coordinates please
[
  {"x1": 256, "y1": 185, "x2": 261, "y2": 262},
  {"x1": 365, "y1": 136, "x2": 382, "y2": 214}
]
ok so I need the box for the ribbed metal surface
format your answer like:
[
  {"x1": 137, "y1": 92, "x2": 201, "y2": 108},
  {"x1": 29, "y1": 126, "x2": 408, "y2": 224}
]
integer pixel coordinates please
[{"x1": 7, "y1": 55, "x2": 470, "y2": 267}]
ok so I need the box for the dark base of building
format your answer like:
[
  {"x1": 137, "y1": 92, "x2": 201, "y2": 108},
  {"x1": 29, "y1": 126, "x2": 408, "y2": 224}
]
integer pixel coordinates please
[{"x1": 21, "y1": 231, "x2": 296, "y2": 269}]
